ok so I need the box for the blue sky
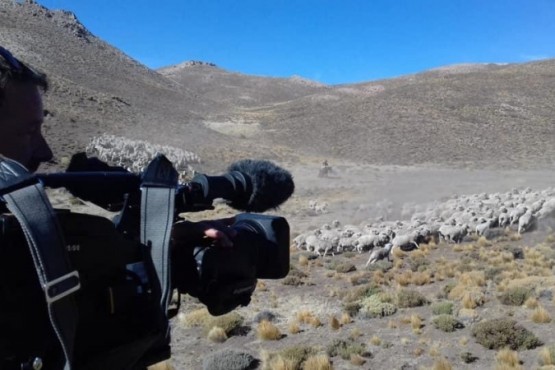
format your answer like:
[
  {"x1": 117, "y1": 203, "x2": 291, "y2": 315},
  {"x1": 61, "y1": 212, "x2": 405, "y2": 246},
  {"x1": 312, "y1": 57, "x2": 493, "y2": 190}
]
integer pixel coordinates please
[{"x1": 38, "y1": 0, "x2": 555, "y2": 85}]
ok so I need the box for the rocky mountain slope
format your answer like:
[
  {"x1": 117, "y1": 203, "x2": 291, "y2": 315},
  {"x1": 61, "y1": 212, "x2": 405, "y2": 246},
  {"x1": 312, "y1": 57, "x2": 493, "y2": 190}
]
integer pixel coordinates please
[{"x1": 2, "y1": 0, "x2": 555, "y2": 170}]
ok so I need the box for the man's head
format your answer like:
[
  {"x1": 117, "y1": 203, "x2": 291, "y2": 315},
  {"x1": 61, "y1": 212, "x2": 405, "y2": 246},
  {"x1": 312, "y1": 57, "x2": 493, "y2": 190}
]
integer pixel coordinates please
[{"x1": 0, "y1": 46, "x2": 52, "y2": 172}]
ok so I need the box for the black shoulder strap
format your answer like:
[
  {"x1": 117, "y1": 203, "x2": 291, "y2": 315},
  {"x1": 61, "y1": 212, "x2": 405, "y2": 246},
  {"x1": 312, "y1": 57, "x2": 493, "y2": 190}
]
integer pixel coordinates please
[
  {"x1": 0, "y1": 158, "x2": 80, "y2": 370},
  {"x1": 140, "y1": 155, "x2": 177, "y2": 335}
]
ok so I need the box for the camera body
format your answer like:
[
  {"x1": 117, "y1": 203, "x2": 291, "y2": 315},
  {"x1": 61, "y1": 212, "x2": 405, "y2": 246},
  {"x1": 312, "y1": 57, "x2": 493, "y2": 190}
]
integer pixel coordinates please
[{"x1": 174, "y1": 213, "x2": 290, "y2": 315}]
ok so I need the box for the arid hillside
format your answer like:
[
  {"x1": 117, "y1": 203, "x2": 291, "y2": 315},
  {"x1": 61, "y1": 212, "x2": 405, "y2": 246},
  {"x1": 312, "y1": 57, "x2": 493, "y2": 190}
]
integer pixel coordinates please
[{"x1": 2, "y1": 0, "x2": 555, "y2": 171}]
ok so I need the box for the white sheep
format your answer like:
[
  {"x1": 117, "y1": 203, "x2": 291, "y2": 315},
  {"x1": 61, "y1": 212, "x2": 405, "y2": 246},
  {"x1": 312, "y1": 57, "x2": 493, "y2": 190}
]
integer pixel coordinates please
[
  {"x1": 365, "y1": 243, "x2": 395, "y2": 266},
  {"x1": 518, "y1": 211, "x2": 536, "y2": 235}
]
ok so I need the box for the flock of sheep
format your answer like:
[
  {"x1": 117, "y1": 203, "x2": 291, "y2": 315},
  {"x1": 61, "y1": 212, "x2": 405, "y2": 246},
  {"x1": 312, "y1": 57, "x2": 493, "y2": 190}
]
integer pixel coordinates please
[
  {"x1": 86, "y1": 134, "x2": 201, "y2": 180},
  {"x1": 295, "y1": 186, "x2": 555, "y2": 267}
]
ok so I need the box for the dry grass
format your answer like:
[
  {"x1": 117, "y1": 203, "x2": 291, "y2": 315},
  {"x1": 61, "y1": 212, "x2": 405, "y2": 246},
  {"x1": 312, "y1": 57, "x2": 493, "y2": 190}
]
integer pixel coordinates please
[
  {"x1": 370, "y1": 335, "x2": 382, "y2": 346},
  {"x1": 147, "y1": 361, "x2": 174, "y2": 370},
  {"x1": 207, "y1": 326, "x2": 227, "y2": 343},
  {"x1": 261, "y1": 352, "x2": 295, "y2": 370},
  {"x1": 413, "y1": 347, "x2": 425, "y2": 357},
  {"x1": 394, "y1": 270, "x2": 413, "y2": 286},
  {"x1": 302, "y1": 354, "x2": 333, "y2": 370},
  {"x1": 350, "y1": 353, "x2": 366, "y2": 366},
  {"x1": 308, "y1": 316, "x2": 323, "y2": 328},
  {"x1": 462, "y1": 291, "x2": 485, "y2": 309},
  {"x1": 539, "y1": 345, "x2": 555, "y2": 366},
  {"x1": 392, "y1": 247, "x2": 406, "y2": 259},
  {"x1": 432, "y1": 357, "x2": 453, "y2": 370},
  {"x1": 288, "y1": 321, "x2": 301, "y2": 334},
  {"x1": 429, "y1": 342, "x2": 441, "y2": 357},
  {"x1": 349, "y1": 327, "x2": 363, "y2": 339},
  {"x1": 410, "y1": 314, "x2": 423, "y2": 330},
  {"x1": 330, "y1": 316, "x2": 341, "y2": 330},
  {"x1": 296, "y1": 310, "x2": 316, "y2": 324},
  {"x1": 524, "y1": 296, "x2": 539, "y2": 309},
  {"x1": 339, "y1": 313, "x2": 352, "y2": 325},
  {"x1": 257, "y1": 320, "x2": 282, "y2": 340},
  {"x1": 411, "y1": 270, "x2": 433, "y2": 285},
  {"x1": 257, "y1": 280, "x2": 268, "y2": 291},
  {"x1": 299, "y1": 254, "x2": 309, "y2": 266},
  {"x1": 477, "y1": 236, "x2": 491, "y2": 247},
  {"x1": 531, "y1": 305, "x2": 552, "y2": 323},
  {"x1": 177, "y1": 307, "x2": 210, "y2": 328},
  {"x1": 495, "y1": 348, "x2": 522, "y2": 369}
]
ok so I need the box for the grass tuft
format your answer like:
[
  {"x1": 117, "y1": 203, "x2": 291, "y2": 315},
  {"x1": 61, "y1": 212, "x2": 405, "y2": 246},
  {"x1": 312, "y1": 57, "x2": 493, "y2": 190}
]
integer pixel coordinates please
[
  {"x1": 495, "y1": 347, "x2": 522, "y2": 369},
  {"x1": 207, "y1": 326, "x2": 227, "y2": 343},
  {"x1": 257, "y1": 320, "x2": 282, "y2": 340},
  {"x1": 531, "y1": 305, "x2": 552, "y2": 323}
]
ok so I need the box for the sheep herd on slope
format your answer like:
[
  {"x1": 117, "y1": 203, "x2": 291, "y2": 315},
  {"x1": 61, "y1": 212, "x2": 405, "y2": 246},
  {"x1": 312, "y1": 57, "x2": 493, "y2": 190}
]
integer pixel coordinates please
[
  {"x1": 295, "y1": 187, "x2": 555, "y2": 267},
  {"x1": 86, "y1": 134, "x2": 201, "y2": 180}
]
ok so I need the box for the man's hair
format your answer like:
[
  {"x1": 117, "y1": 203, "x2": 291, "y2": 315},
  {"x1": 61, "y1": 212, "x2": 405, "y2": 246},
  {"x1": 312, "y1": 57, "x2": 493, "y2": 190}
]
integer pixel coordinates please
[{"x1": 0, "y1": 46, "x2": 48, "y2": 104}]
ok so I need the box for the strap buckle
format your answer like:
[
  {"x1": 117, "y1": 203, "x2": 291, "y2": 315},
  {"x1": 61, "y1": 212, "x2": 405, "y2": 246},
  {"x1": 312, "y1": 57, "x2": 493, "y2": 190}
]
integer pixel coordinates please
[{"x1": 43, "y1": 271, "x2": 81, "y2": 304}]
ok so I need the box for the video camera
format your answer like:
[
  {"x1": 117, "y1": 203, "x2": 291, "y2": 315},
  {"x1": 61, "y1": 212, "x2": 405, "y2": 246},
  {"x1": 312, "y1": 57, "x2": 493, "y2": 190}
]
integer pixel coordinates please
[
  {"x1": 43, "y1": 153, "x2": 294, "y2": 315},
  {"x1": 0, "y1": 153, "x2": 293, "y2": 370}
]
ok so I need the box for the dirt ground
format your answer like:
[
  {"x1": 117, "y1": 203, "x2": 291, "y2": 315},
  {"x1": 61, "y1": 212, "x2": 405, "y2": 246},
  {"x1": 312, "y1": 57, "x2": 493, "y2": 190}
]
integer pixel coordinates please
[{"x1": 158, "y1": 162, "x2": 555, "y2": 370}]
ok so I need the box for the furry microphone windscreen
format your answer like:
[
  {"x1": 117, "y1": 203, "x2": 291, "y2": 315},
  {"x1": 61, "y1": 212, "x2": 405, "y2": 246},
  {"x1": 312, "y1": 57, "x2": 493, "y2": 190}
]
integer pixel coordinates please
[{"x1": 227, "y1": 159, "x2": 294, "y2": 212}]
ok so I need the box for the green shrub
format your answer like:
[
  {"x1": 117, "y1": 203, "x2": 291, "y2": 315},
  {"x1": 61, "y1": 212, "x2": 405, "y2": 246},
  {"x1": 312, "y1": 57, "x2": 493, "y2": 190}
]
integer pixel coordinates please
[
  {"x1": 343, "y1": 284, "x2": 382, "y2": 303},
  {"x1": 335, "y1": 263, "x2": 356, "y2": 273},
  {"x1": 484, "y1": 267, "x2": 503, "y2": 282},
  {"x1": 431, "y1": 301, "x2": 454, "y2": 315},
  {"x1": 471, "y1": 318, "x2": 542, "y2": 350},
  {"x1": 364, "y1": 260, "x2": 393, "y2": 273},
  {"x1": 460, "y1": 351, "x2": 478, "y2": 364},
  {"x1": 432, "y1": 314, "x2": 463, "y2": 332},
  {"x1": 408, "y1": 256, "x2": 430, "y2": 272},
  {"x1": 288, "y1": 267, "x2": 308, "y2": 279},
  {"x1": 498, "y1": 287, "x2": 531, "y2": 306},
  {"x1": 343, "y1": 301, "x2": 362, "y2": 316},
  {"x1": 442, "y1": 282, "x2": 456, "y2": 295},
  {"x1": 278, "y1": 346, "x2": 319, "y2": 368},
  {"x1": 326, "y1": 339, "x2": 369, "y2": 360},
  {"x1": 359, "y1": 295, "x2": 397, "y2": 318},
  {"x1": 397, "y1": 289, "x2": 429, "y2": 308},
  {"x1": 202, "y1": 349, "x2": 257, "y2": 370},
  {"x1": 202, "y1": 312, "x2": 244, "y2": 335},
  {"x1": 282, "y1": 276, "x2": 304, "y2": 286}
]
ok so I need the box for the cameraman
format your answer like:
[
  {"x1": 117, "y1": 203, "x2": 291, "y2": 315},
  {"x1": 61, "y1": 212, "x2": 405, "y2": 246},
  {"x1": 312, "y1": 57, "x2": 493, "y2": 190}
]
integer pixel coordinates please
[{"x1": 0, "y1": 46, "x2": 235, "y2": 368}]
